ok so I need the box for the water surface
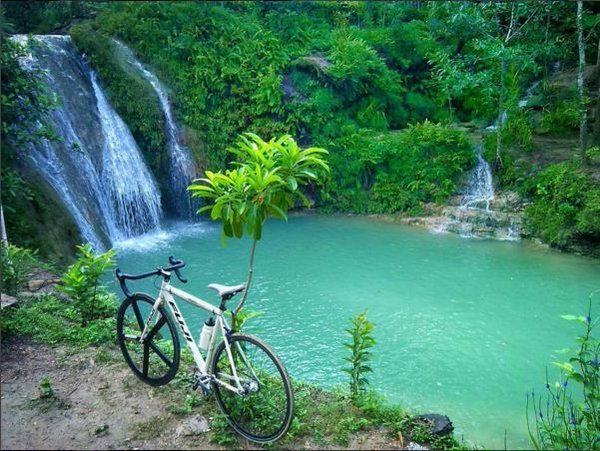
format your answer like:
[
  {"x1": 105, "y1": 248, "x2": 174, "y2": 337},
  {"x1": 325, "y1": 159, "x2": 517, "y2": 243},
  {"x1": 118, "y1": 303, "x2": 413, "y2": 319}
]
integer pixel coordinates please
[{"x1": 110, "y1": 215, "x2": 600, "y2": 448}]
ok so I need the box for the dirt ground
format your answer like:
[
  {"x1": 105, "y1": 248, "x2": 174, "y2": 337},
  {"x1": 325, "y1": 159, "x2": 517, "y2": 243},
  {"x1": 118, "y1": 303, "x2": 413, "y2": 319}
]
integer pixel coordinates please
[{"x1": 1, "y1": 337, "x2": 402, "y2": 450}]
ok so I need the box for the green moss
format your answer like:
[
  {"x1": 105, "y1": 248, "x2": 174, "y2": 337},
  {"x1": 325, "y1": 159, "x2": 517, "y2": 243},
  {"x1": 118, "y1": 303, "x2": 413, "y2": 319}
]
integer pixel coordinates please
[{"x1": 5, "y1": 164, "x2": 80, "y2": 266}]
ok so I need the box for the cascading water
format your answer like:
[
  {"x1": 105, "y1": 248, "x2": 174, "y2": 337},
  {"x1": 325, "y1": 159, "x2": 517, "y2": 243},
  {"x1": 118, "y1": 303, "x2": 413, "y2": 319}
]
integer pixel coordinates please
[
  {"x1": 460, "y1": 144, "x2": 494, "y2": 211},
  {"x1": 12, "y1": 35, "x2": 162, "y2": 250},
  {"x1": 112, "y1": 40, "x2": 197, "y2": 217}
]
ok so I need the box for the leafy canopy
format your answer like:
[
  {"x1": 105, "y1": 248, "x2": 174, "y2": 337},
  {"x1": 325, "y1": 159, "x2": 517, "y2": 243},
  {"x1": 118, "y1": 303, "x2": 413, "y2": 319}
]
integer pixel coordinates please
[{"x1": 188, "y1": 133, "x2": 329, "y2": 241}]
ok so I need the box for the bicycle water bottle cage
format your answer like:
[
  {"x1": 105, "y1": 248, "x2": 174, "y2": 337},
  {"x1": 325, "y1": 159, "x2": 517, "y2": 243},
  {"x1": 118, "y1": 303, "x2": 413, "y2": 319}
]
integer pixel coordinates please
[{"x1": 208, "y1": 283, "x2": 246, "y2": 301}]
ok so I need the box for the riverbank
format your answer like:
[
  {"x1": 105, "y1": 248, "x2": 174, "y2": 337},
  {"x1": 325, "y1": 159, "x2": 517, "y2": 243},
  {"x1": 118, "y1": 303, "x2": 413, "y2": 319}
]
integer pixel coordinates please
[
  {"x1": 0, "y1": 272, "x2": 461, "y2": 450},
  {"x1": 0, "y1": 336, "x2": 408, "y2": 450}
]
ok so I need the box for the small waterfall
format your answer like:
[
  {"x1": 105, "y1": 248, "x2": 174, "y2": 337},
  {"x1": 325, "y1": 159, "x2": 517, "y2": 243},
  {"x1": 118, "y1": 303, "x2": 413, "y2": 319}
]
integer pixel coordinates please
[
  {"x1": 460, "y1": 144, "x2": 494, "y2": 211},
  {"x1": 12, "y1": 35, "x2": 162, "y2": 250},
  {"x1": 91, "y1": 72, "x2": 162, "y2": 235},
  {"x1": 112, "y1": 40, "x2": 197, "y2": 217},
  {"x1": 518, "y1": 80, "x2": 541, "y2": 108}
]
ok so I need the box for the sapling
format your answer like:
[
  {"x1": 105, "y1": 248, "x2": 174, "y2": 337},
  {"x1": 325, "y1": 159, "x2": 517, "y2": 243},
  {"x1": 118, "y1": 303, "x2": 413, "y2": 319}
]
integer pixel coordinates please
[{"x1": 189, "y1": 133, "x2": 329, "y2": 330}]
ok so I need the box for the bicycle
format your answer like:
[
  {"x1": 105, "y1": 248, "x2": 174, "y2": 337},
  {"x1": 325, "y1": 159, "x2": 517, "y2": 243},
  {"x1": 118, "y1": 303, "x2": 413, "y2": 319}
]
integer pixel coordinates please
[{"x1": 115, "y1": 256, "x2": 294, "y2": 443}]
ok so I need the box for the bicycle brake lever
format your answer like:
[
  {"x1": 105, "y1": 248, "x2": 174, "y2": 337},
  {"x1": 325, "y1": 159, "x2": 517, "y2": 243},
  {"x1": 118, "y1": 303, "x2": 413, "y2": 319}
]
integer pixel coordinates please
[{"x1": 175, "y1": 269, "x2": 187, "y2": 284}]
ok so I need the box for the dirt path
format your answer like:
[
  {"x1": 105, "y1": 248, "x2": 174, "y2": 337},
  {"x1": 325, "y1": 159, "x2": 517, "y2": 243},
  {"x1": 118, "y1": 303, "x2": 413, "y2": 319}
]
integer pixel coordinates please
[
  {"x1": 1, "y1": 337, "x2": 224, "y2": 450},
  {"x1": 1, "y1": 337, "x2": 402, "y2": 450}
]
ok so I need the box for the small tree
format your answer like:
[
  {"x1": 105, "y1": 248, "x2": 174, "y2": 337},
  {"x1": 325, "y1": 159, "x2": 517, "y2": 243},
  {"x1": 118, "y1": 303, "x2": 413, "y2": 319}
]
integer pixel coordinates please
[
  {"x1": 343, "y1": 311, "x2": 376, "y2": 401},
  {"x1": 59, "y1": 243, "x2": 116, "y2": 326},
  {"x1": 188, "y1": 133, "x2": 329, "y2": 330}
]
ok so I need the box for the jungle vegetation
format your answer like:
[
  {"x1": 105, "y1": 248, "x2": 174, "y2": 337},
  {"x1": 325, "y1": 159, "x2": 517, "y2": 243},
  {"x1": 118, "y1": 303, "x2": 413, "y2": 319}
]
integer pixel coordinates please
[{"x1": 1, "y1": 0, "x2": 600, "y2": 254}]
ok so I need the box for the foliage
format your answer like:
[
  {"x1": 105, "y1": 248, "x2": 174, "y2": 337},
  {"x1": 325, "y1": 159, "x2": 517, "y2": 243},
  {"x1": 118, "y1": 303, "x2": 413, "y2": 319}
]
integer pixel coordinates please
[
  {"x1": 325, "y1": 121, "x2": 474, "y2": 214},
  {"x1": 523, "y1": 161, "x2": 600, "y2": 248},
  {"x1": 38, "y1": 375, "x2": 55, "y2": 399},
  {"x1": 189, "y1": 133, "x2": 329, "y2": 242},
  {"x1": 527, "y1": 294, "x2": 599, "y2": 450},
  {"x1": 223, "y1": 309, "x2": 263, "y2": 335},
  {"x1": 343, "y1": 311, "x2": 376, "y2": 401},
  {"x1": 167, "y1": 392, "x2": 202, "y2": 415},
  {"x1": 59, "y1": 244, "x2": 117, "y2": 326},
  {"x1": 0, "y1": 243, "x2": 39, "y2": 295},
  {"x1": 398, "y1": 415, "x2": 464, "y2": 450},
  {"x1": 1, "y1": 293, "x2": 117, "y2": 346},
  {"x1": 2, "y1": 0, "x2": 97, "y2": 34},
  {"x1": 540, "y1": 99, "x2": 581, "y2": 134},
  {"x1": 1, "y1": 37, "x2": 57, "y2": 244},
  {"x1": 503, "y1": 110, "x2": 534, "y2": 152}
]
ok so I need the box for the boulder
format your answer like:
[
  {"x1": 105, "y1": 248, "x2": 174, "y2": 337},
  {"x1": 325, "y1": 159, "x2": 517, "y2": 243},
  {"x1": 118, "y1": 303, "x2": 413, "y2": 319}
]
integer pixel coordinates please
[
  {"x1": 175, "y1": 415, "x2": 210, "y2": 436},
  {"x1": 1, "y1": 293, "x2": 18, "y2": 310},
  {"x1": 416, "y1": 414, "x2": 454, "y2": 436}
]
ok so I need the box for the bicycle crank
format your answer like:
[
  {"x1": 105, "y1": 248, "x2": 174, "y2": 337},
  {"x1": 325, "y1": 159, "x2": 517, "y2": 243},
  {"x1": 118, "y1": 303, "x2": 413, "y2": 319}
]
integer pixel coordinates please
[{"x1": 192, "y1": 372, "x2": 212, "y2": 395}]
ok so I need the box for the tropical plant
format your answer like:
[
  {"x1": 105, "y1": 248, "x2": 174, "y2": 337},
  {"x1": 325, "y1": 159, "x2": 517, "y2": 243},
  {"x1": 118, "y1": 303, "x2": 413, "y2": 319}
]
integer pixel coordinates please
[
  {"x1": 189, "y1": 133, "x2": 329, "y2": 330},
  {"x1": 0, "y1": 243, "x2": 39, "y2": 295},
  {"x1": 523, "y1": 161, "x2": 600, "y2": 248},
  {"x1": 343, "y1": 311, "x2": 376, "y2": 401},
  {"x1": 59, "y1": 243, "x2": 117, "y2": 326},
  {"x1": 527, "y1": 293, "x2": 599, "y2": 450}
]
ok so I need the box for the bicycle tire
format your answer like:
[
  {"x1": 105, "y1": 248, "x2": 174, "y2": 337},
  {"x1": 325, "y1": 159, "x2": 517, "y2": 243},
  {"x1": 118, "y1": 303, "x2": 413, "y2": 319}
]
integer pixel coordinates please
[
  {"x1": 116, "y1": 293, "x2": 180, "y2": 386},
  {"x1": 210, "y1": 333, "x2": 294, "y2": 443}
]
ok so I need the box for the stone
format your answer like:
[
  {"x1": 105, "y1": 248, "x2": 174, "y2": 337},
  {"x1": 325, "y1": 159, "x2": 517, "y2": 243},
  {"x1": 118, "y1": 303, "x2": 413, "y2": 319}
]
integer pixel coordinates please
[
  {"x1": 407, "y1": 442, "x2": 429, "y2": 450},
  {"x1": 417, "y1": 413, "x2": 454, "y2": 436},
  {"x1": 1, "y1": 293, "x2": 18, "y2": 310},
  {"x1": 175, "y1": 415, "x2": 210, "y2": 436},
  {"x1": 28, "y1": 279, "x2": 49, "y2": 291}
]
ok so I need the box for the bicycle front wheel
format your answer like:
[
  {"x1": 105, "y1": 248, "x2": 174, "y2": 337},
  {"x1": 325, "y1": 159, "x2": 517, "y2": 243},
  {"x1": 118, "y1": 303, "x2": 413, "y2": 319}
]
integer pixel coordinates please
[
  {"x1": 116, "y1": 293, "x2": 180, "y2": 386},
  {"x1": 211, "y1": 334, "x2": 294, "y2": 443}
]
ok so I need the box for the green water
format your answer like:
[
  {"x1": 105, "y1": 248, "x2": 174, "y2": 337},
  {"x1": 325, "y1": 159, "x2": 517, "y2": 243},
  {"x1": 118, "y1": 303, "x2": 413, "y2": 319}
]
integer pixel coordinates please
[{"x1": 110, "y1": 215, "x2": 600, "y2": 448}]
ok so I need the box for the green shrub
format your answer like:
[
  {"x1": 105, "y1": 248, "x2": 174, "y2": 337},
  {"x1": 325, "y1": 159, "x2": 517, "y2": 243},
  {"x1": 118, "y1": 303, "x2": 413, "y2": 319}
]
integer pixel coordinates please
[
  {"x1": 527, "y1": 294, "x2": 599, "y2": 450},
  {"x1": 325, "y1": 121, "x2": 473, "y2": 214},
  {"x1": 0, "y1": 243, "x2": 39, "y2": 295},
  {"x1": 59, "y1": 243, "x2": 117, "y2": 325},
  {"x1": 523, "y1": 162, "x2": 600, "y2": 248},
  {"x1": 504, "y1": 110, "x2": 534, "y2": 151},
  {"x1": 540, "y1": 100, "x2": 580, "y2": 134},
  {"x1": 343, "y1": 311, "x2": 376, "y2": 401},
  {"x1": 1, "y1": 293, "x2": 117, "y2": 345}
]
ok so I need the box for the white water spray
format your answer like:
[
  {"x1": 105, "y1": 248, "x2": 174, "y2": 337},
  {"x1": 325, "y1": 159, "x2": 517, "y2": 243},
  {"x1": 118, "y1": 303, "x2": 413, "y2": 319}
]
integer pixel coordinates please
[
  {"x1": 113, "y1": 40, "x2": 197, "y2": 217},
  {"x1": 12, "y1": 35, "x2": 163, "y2": 250}
]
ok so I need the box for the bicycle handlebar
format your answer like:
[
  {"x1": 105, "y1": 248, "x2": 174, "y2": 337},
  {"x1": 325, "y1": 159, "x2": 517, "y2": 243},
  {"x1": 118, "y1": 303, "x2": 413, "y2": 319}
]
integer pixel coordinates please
[{"x1": 115, "y1": 256, "x2": 187, "y2": 298}]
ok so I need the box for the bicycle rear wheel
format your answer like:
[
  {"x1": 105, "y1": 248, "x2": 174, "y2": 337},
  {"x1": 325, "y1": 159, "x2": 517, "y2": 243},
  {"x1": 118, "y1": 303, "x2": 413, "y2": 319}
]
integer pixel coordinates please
[
  {"x1": 116, "y1": 293, "x2": 180, "y2": 386},
  {"x1": 211, "y1": 334, "x2": 294, "y2": 443}
]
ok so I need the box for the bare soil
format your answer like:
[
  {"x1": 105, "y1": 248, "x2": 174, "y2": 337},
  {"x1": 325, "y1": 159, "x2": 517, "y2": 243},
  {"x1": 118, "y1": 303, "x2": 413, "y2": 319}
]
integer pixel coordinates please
[{"x1": 1, "y1": 336, "x2": 401, "y2": 450}]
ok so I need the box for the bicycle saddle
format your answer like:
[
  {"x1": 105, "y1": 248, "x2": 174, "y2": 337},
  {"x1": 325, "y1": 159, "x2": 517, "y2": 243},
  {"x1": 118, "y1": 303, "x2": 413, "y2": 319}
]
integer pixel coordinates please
[{"x1": 208, "y1": 283, "x2": 246, "y2": 298}]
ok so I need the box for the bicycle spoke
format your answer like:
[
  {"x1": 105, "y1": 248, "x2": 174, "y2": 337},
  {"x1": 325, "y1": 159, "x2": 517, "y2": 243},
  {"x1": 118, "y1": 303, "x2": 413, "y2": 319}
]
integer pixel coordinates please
[
  {"x1": 132, "y1": 301, "x2": 145, "y2": 330},
  {"x1": 142, "y1": 343, "x2": 149, "y2": 376},
  {"x1": 146, "y1": 316, "x2": 166, "y2": 341},
  {"x1": 117, "y1": 295, "x2": 180, "y2": 387},
  {"x1": 148, "y1": 340, "x2": 172, "y2": 367}
]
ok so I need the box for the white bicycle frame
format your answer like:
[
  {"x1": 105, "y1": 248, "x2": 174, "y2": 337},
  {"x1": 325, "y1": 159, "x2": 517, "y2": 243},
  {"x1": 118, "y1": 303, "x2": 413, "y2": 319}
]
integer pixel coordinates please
[{"x1": 134, "y1": 276, "x2": 253, "y2": 395}]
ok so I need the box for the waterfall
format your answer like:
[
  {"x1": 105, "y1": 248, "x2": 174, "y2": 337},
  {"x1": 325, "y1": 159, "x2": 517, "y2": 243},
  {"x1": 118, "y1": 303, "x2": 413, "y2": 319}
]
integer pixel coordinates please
[
  {"x1": 460, "y1": 144, "x2": 494, "y2": 211},
  {"x1": 12, "y1": 35, "x2": 162, "y2": 250},
  {"x1": 112, "y1": 40, "x2": 197, "y2": 217}
]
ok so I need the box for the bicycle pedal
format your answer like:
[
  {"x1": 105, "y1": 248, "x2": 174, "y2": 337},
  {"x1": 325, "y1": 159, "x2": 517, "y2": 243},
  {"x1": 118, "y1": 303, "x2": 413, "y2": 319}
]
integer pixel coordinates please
[{"x1": 192, "y1": 374, "x2": 211, "y2": 395}]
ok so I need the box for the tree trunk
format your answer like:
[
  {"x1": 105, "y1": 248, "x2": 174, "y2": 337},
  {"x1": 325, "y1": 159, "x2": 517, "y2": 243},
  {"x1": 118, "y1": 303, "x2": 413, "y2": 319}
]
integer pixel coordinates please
[
  {"x1": 232, "y1": 239, "x2": 257, "y2": 330},
  {"x1": 577, "y1": 0, "x2": 588, "y2": 163},
  {"x1": 594, "y1": 38, "x2": 600, "y2": 145},
  {"x1": 496, "y1": 57, "x2": 507, "y2": 167},
  {"x1": 0, "y1": 204, "x2": 7, "y2": 245},
  {"x1": 594, "y1": 86, "x2": 600, "y2": 146}
]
